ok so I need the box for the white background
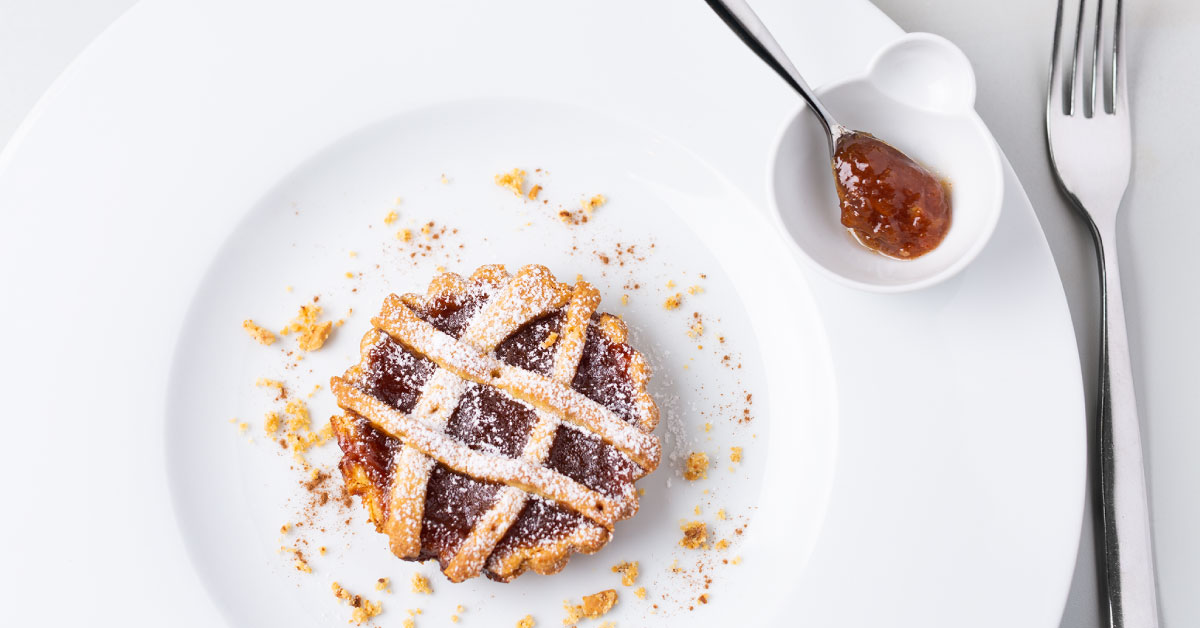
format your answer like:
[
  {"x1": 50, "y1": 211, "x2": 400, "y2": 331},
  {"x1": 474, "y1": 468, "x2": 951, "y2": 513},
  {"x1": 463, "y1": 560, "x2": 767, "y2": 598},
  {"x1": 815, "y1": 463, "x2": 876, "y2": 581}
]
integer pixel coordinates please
[{"x1": 2, "y1": 1, "x2": 1195, "y2": 626}]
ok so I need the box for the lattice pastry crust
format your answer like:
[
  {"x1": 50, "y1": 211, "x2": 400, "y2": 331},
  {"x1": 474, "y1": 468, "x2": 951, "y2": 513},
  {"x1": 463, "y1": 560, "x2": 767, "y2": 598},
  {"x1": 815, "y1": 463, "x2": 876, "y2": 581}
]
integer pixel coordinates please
[{"x1": 330, "y1": 264, "x2": 660, "y2": 582}]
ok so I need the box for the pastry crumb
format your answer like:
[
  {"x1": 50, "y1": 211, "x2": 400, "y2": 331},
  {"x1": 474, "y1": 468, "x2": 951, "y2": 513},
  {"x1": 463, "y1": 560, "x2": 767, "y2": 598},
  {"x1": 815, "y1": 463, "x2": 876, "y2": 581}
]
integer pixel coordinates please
[
  {"x1": 582, "y1": 194, "x2": 606, "y2": 214},
  {"x1": 620, "y1": 294, "x2": 629, "y2": 306},
  {"x1": 611, "y1": 561, "x2": 639, "y2": 586},
  {"x1": 716, "y1": 508, "x2": 727, "y2": 520},
  {"x1": 256, "y1": 377, "x2": 286, "y2": 396},
  {"x1": 557, "y1": 194, "x2": 606, "y2": 225},
  {"x1": 384, "y1": 210, "x2": 399, "y2": 225},
  {"x1": 698, "y1": 593, "x2": 709, "y2": 604},
  {"x1": 280, "y1": 304, "x2": 333, "y2": 351},
  {"x1": 715, "y1": 539, "x2": 730, "y2": 551},
  {"x1": 331, "y1": 582, "x2": 382, "y2": 625},
  {"x1": 411, "y1": 573, "x2": 433, "y2": 594},
  {"x1": 634, "y1": 586, "x2": 647, "y2": 600},
  {"x1": 397, "y1": 228, "x2": 413, "y2": 241},
  {"x1": 495, "y1": 168, "x2": 527, "y2": 197},
  {"x1": 730, "y1": 446, "x2": 743, "y2": 463},
  {"x1": 516, "y1": 615, "x2": 535, "y2": 628},
  {"x1": 563, "y1": 589, "x2": 617, "y2": 624},
  {"x1": 528, "y1": 184, "x2": 542, "y2": 200},
  {"x1": 540, "y1": 331, "x2": 559, "y2": 349},
  {"x1": 679, "y1": 521, "x2": 707, "y2": 549},
  {"x1": 683, "y1": 452, "x2": 709, "y2": 481},
  {"x1": 687, "y1": 285, "x2": 704, "y2": 295},
  {"x1": 376, "y1": 577, "x2": 390, "y2": 592},
  {"x1": 243, "y1": 320, "x2": 276, "y2": 345},
  {"x1": 663, "y1": 293, "x2": 682, "y2": 310}
]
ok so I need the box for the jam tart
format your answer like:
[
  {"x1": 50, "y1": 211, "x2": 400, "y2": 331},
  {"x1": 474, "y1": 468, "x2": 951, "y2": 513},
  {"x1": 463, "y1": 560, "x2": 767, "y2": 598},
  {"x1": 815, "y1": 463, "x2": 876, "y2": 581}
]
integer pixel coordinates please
[{"x1": 330, "y1": 264, "x2": 660, "y2": 582}]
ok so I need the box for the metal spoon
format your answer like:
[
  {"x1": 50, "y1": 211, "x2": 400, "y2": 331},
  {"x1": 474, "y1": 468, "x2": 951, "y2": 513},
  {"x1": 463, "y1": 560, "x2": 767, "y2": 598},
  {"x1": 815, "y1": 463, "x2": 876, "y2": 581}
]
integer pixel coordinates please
[{"x1": 703, "y1": 0, "x2": 847, "y2": 156}]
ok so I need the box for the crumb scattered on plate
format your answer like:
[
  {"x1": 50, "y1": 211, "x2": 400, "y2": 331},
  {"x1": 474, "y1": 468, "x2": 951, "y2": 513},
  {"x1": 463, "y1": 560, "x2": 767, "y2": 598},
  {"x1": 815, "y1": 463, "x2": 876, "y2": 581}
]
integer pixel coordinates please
[
  {"x1": 242, "y1": 319, "x2": 276, "y2": 345},
  {"x1": 280, "y1": 303, "x2": 333, "y2": 351},
  {"x1": 411, "y1": 573, "x2": 433, "y2": 594},
  {"x1": 611, "y1": 560, "x2": 639, "y2": 586},
  {"x1": 563, "y1": 589, "x2": 618, "y2": 624},
  {"x1": 331, "y1": 582, "x2": 383, "y2": 625},
  {"x1": 683, "y1": 452, "x2": 708, "y2": 481},
  {"x1": 495, "y1": 168, "x2": 527, "y2": 197},
  {"x1": 679, "y1": 521, "x2": 707, "y2": 549}
]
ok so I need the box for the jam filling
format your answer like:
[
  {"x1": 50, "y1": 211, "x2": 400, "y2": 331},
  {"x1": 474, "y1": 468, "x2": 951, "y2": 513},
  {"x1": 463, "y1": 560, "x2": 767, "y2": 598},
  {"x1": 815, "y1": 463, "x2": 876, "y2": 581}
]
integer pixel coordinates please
[
  {"x1": 362, "y1": 339, "x2": 436, "y2": 414},
  {"x1": 571, "y1": 322, "x2": 638, "y2": 424},
  {"x1": 333, "y1": 414, "x2": 399, "y2": 489},
  {"x1": 494, "y1": 311, "x2": 565, "y2": 376},
  {"x1": 545, "y1": 425, "x2": 637, "y2": 499},
  {"x1": 444, "y1": 383, "x2": 539, "y2": 458},
  {"x1": 418, "y1": 465, "x2": 502, "y2": 567}
]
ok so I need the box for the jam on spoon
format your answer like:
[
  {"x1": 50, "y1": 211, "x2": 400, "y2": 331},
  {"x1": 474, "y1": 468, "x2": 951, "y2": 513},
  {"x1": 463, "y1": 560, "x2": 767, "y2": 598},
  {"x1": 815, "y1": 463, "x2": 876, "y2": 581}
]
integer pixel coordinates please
[{"x1": 833, "y1": 132, "x2": 952, "y2": 259}]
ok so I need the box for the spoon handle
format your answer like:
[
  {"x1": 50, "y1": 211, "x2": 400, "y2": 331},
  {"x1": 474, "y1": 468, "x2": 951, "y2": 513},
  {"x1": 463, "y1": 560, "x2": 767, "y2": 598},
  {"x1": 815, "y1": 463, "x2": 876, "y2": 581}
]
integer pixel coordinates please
[{"x1": 703, "y1": 0, "x2": 842, "y2": 146}]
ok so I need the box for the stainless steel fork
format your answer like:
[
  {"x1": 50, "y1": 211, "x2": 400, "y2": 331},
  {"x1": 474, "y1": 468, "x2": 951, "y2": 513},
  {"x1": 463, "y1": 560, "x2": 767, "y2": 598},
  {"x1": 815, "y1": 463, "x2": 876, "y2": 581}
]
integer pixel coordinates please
[{"x1": 1046, "y1": 1, "x2": 1158, "y2": 626}]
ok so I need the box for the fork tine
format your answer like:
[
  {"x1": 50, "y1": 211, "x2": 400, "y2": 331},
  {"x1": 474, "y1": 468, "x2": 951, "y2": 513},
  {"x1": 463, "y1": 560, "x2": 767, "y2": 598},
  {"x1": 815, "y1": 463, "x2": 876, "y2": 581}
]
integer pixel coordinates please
[
  {"x1": 1089, "y1": 0, "x2": 1104, "y2": 116},
  {"x1": 1112, "y1": 0, "x2": 1127, "y2": 114},
  {"x1": 1048, "y1": 0, "x2": 1069, "y2": 116},
  {"x1": 1069, "y1": 0, "x2": 1087, "y2": 116}
]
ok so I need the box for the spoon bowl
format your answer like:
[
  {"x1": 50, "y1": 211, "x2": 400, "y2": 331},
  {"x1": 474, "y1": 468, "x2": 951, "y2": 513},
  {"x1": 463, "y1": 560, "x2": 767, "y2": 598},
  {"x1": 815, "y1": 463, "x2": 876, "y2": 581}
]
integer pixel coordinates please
[{"x1": 768, "y1": 33, "x2": 1004, "y2": 292}]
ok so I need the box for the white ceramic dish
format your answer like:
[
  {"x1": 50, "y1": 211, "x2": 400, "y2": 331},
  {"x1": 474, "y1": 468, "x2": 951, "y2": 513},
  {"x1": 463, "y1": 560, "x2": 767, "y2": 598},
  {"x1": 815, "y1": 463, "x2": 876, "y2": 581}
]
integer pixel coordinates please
[
  {"x1": 770, "y1": 33, "x2": 1004, "y2": 292},
  {"x1": 0, "y1": 1, "x2": 1084, "y2": 627}
]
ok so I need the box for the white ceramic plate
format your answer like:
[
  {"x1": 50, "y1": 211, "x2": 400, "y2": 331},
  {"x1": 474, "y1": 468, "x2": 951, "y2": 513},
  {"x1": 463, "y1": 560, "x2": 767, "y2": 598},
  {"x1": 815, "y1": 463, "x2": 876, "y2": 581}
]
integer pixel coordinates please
[{"x1": 0, "y1": 1, "x2": 1084, "y2": 627}]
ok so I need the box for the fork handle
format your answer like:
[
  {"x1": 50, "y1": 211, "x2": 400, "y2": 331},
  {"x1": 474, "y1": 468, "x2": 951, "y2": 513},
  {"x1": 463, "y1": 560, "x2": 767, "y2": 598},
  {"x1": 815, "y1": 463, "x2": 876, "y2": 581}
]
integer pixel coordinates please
[{"x1": 1095, "y1": 227, "x2": 1160, "y2": 628}]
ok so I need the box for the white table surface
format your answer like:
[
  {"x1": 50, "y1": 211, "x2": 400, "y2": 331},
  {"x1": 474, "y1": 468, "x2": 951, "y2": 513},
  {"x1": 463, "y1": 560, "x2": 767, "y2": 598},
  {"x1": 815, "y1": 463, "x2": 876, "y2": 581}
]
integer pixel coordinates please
[{"x1": 3, "y1": 1, "x2": 1195, "y2": 626}]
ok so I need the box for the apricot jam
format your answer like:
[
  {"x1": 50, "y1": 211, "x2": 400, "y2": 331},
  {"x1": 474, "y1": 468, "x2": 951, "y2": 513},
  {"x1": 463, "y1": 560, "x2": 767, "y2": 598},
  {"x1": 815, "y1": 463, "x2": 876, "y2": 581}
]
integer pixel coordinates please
[{"x1": 833, "y1": 132, "x2": 951, "y2": 259}]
